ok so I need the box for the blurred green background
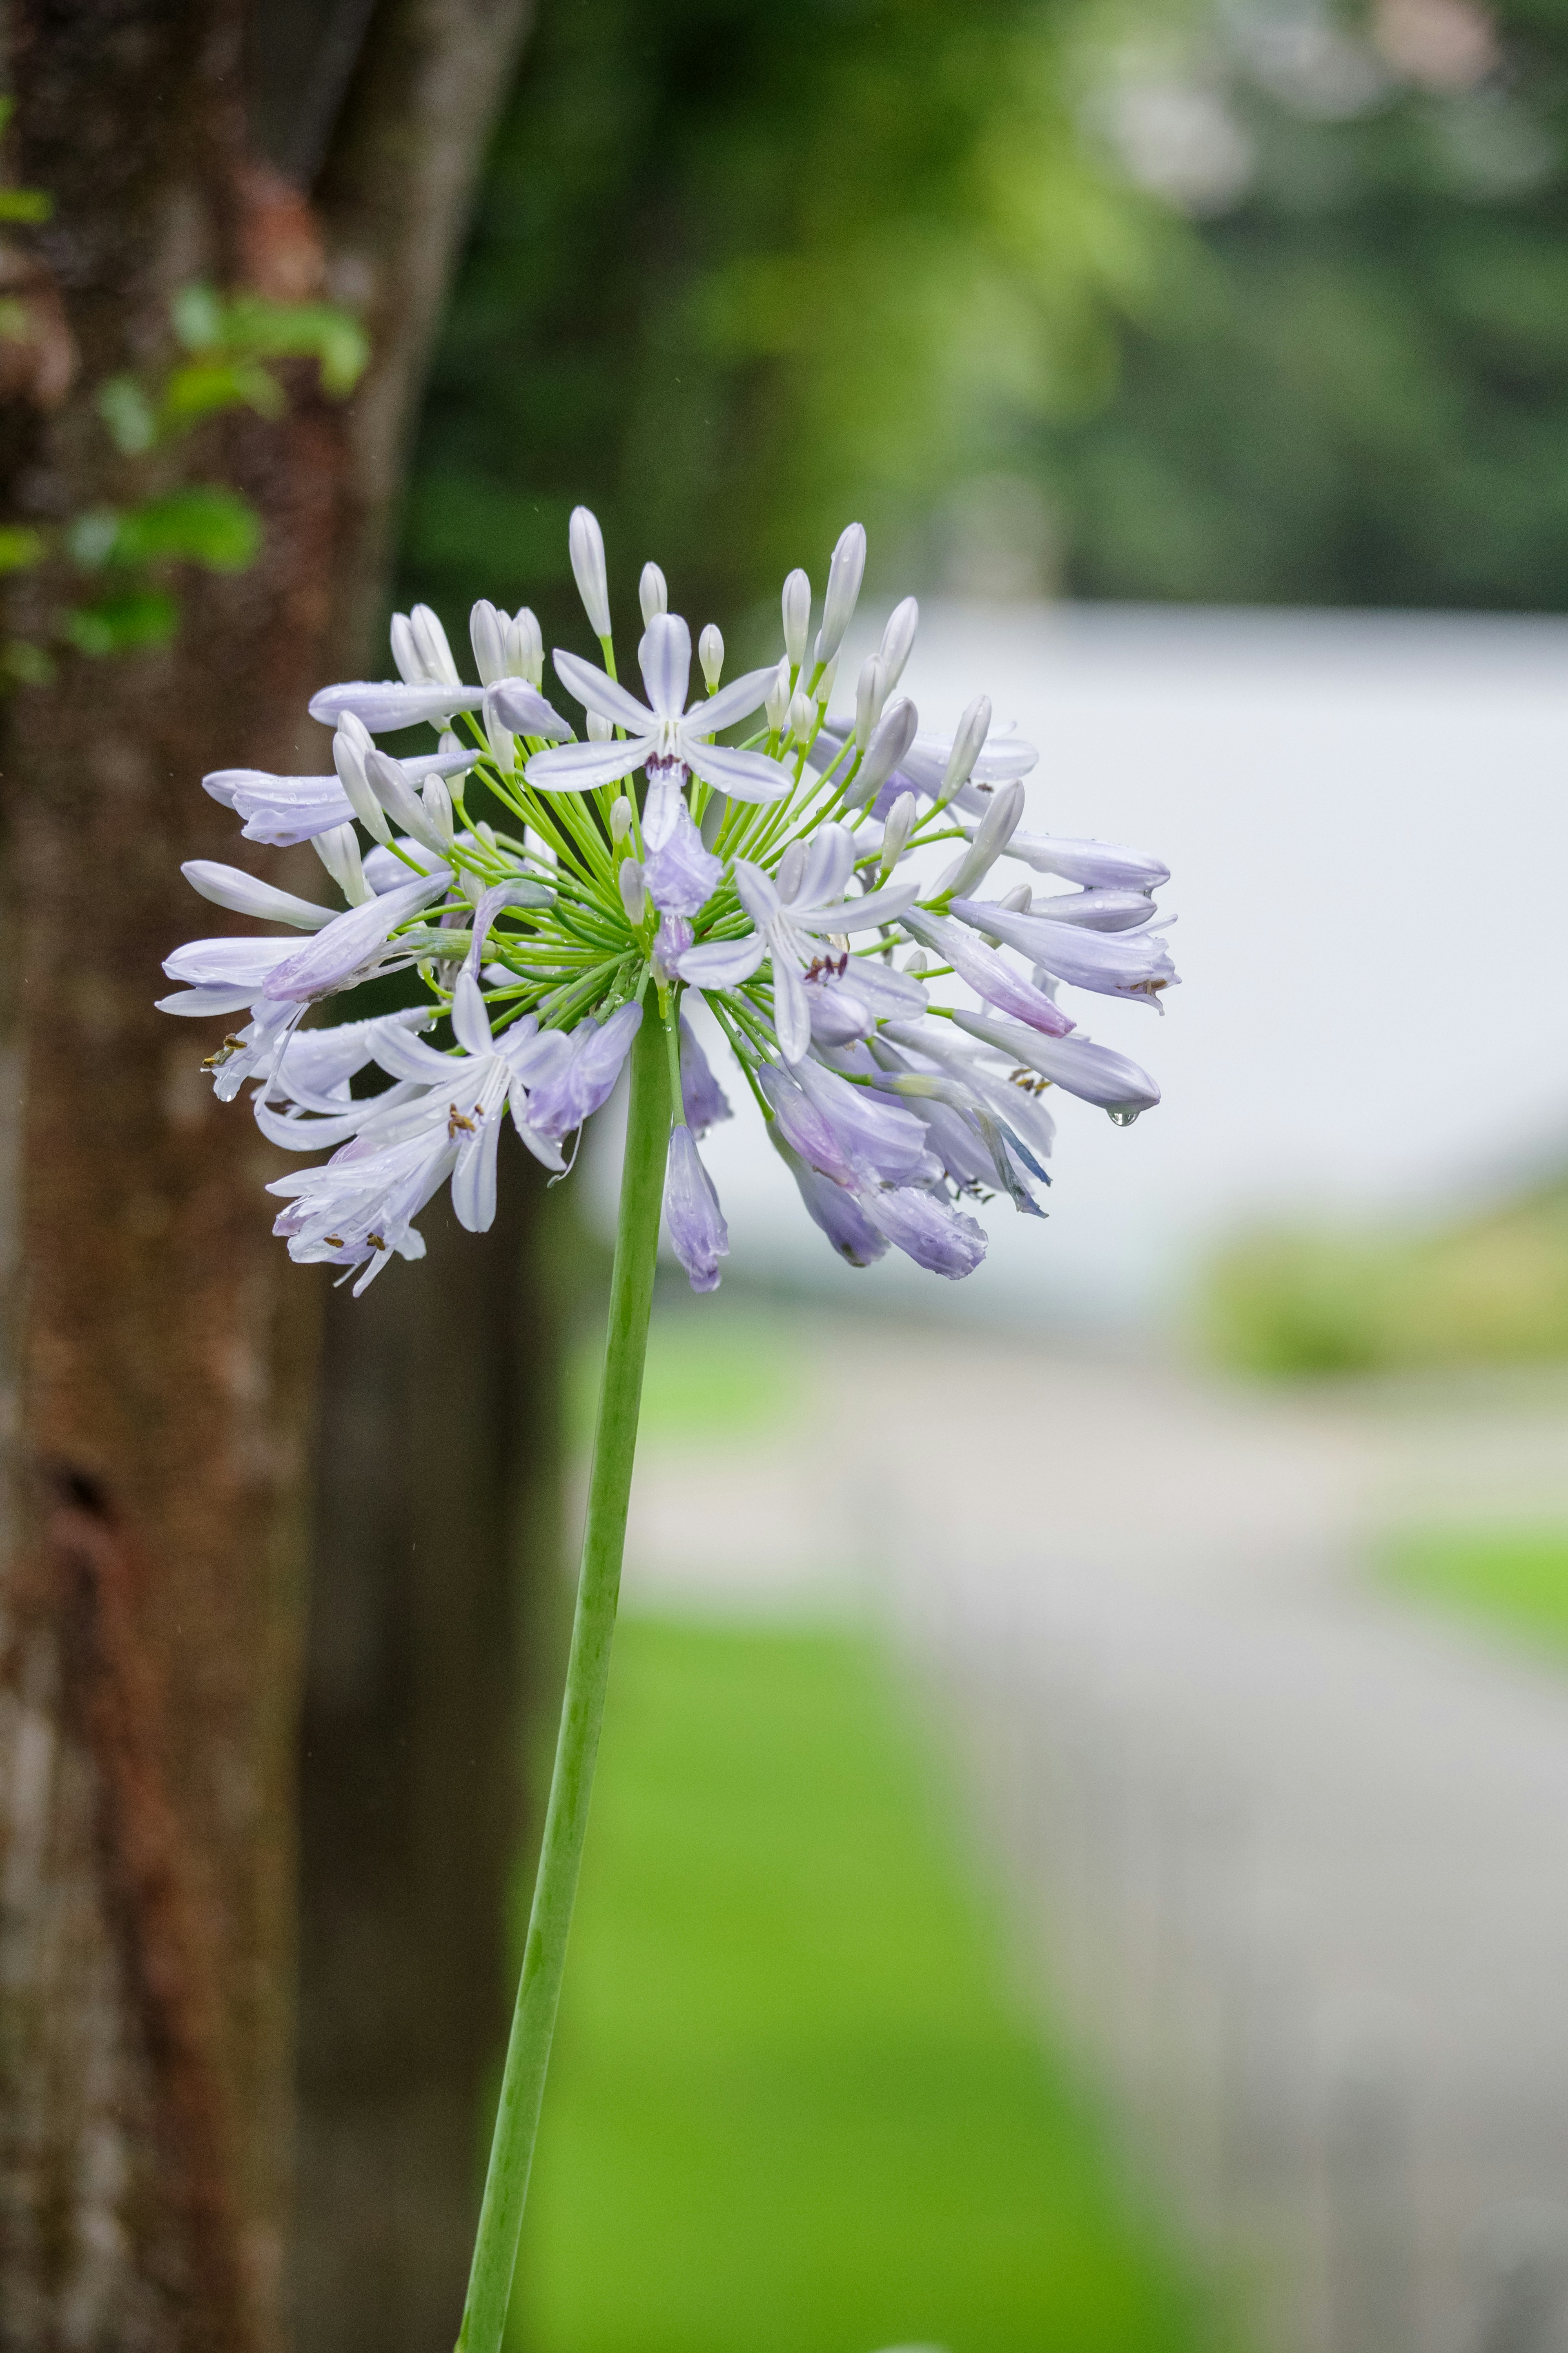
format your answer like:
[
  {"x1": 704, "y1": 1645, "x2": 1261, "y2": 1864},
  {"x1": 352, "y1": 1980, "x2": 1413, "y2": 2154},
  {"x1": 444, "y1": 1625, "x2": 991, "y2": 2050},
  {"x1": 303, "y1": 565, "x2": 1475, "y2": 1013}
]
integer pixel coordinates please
[{"x1": 407, "y1": 3, "x2": 1568, "y2": 2342}]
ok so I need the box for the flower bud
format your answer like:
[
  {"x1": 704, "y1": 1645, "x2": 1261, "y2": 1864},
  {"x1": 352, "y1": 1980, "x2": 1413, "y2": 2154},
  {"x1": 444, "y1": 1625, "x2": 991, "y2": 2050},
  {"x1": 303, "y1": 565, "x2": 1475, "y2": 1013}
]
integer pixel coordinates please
[
  {"x1": 699, "y1": 623, "x2": 724, "y2": 690},
  {"x1": 765, "y1": 658, "x2": 791, "y2": 734},
  {"x1": 587, "y1": 711, "x2": 614, "y2": 743},
  {"x1": 365, "y1": 749, "x2": 446, "y2": 852},
  {"x1": 878, "y1": 789, "x2": 918, "y2": 880},
  {"x1": 470, "y1": 598, "x2": 506, "y2": 685},
  {"x1": 639, "y1": 561, "x2": 668, "y2": 623},
  {"x1": 610, "y1": 795, "x2": 635, "y2": 843},
  {"x1": 787, "y1": 689, "x2": 815, "y2": 745},
  {"x1": 507, "y1": 607, "x2": 544, "y2": 686},
  {"x1": 813, "y1": 521, "x2": 865, "y2": 667},
  {"x1": 904, "y1": 948, "x2": 929, "y2": 976},
  {"x1": 569, "y1": 505, "x2": 612, "y2": 638},
  {"x1": 854, "y1": 653, "x2": 887, "y2": 748},
  {"x1": 937, "y1": 776, "x2": 1024, "y2": 896},
  {"x1": 782, "y1": 568, "x2": 812, "y2": 667},
  {"x1": 312, "y1": 822, "x2": 370, "y2": 906},
  {"x1": 842, "y1": 694, "x2": 917, "y2": 810},
  {"x1": 936, "y1": 695, "x2": 991, "y2": 807},
  {"x1": 389, "y1": 611, "x2": 421, "y2": 685},
  {"x1": 486, "y1": 706, "x2": 517, "y2": 770},
  {"x1": 421, "y1": 775, "x2": 455, "y2": 845},
  {"x1": 998, "y1": 883, "x2": 1032, "y2": 913},
  {"x1": 814, "y1": 653, "x2": 837, "y2": 707},
  {"x1": 619, "y1": 859, "x2": 648, "y2": 926},
  {"x1": 411, "y1": 603, "x2": 459, "y2": 687},
  {"x1": 332, "y1": 717, "x2": 392, "y2": 845},
  {"x1": 878, "y1": 595, "x2": 919, "y2": 691}
]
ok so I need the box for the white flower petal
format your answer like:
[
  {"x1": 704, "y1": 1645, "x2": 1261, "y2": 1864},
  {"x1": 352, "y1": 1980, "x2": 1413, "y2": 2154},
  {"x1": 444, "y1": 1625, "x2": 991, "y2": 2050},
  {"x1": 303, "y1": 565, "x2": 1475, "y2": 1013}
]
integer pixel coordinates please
[
  {"x1": 690, "y1": 664, "x2": 779, "y2": 734},
  {"x1": 674, "y1": 933, "x2": 766, "y2": 989},
  {"x1": 771, "y1": 953, "x2": 812, "y2": 1064},
  {"x1": 681, "y1": 739, "x2": 794, "y2": 803},
  {"x1": 732, "y1": 861, "x2": 782, "y2": 929},
  {"x1": 181, "y1": 860, "x2": 336, "y2": 931},
  {"x1": 523, "y1": 738, "x2": 652, "y2": 792},
  {"x1": 794, "y1": 879, "x2": 918, "y2": 933},
  {"x1": 551, "y1": 648, "x2": 655, "y2": 733},
  {"x1": 450, "y1": 971, "x2": 494, "y2": 1058},
  {"x1": 637, "y1": 613, "x2": 691, "y2": 720},
  {"x1": 307, "y1": 680, "x2": 485, "y2": 732}
]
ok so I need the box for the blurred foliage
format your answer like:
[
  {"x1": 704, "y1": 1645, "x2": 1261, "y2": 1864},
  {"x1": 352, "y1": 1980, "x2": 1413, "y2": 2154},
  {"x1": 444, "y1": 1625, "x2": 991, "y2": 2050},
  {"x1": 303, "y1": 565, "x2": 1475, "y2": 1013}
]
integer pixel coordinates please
[
  {"x1": 519, "y1": 1616, "x2": 1215, "y2": 2353},
  {"x1": 1382, "y1": 1522, "x2": 1568, "y2": 1656},
  {"x1": 402, "y1": 0, "x2": 1168, "y2": 653},
  {"x1": 1045, "y1": 0, "x2": 1568, "y2": 607},
  {"x1": 0, "y1": 274, "x2": 366, "y2": 681},
  {"x1": 1209, "y1": 1166, "x2": 1568, "y2": 1375}
]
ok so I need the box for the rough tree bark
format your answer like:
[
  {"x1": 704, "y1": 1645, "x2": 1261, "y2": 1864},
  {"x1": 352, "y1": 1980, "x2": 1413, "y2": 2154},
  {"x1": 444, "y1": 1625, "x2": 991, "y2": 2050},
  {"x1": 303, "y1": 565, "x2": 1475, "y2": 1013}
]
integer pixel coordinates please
[{"x1": 0, "y1": 4, "x2": 537, "y2": 2349}]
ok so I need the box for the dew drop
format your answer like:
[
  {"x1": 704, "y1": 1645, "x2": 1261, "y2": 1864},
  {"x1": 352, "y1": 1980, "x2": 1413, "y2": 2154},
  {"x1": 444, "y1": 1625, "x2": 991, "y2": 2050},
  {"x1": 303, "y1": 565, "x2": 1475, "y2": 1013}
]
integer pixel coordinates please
[{"x1": 1107, "y1": 1106, "x2": 1140, "y2": 1128}]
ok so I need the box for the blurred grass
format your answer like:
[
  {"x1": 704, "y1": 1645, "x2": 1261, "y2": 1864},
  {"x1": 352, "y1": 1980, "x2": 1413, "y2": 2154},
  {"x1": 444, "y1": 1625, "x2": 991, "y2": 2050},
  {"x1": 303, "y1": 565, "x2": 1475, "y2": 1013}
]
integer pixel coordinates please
[
  {"x1": 1382, "y1": 1525, "x2": 1568, "y2": 1660},
  {"x1": 567, "y1": 1295, "x2": 811, "y2": 1450},
  {"x1": 1207, "y1": 1170, "x2": 1568, "y2": 1378},
  {"x1": 515, "y1": 1617, "x2": 1212, "y2": 2353}
]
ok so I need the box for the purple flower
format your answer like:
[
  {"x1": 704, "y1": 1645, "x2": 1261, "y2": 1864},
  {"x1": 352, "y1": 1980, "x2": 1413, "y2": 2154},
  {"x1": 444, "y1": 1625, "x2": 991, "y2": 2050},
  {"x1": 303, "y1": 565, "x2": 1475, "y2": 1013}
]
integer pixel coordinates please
[
  {"x1": 523, "y1": 1003, "x2": 644, "y2": 1140},
  {"x1": 901, "y1": 910, "x2": 1074, "y2": 1038},
  {"x1": 645, "y1": 804, "x2": 723, "y2": 918},
  {"x1": 768, "y1": 1131, "x2": 887, "y2": 1268},
  {"x1": 679, "y1": 1019, "x2": 731, "y2": 1137},
  {"x1": 948, "y1": 896, "x2": 1179, "y2": 1008},
  {"x1": 664, "y1": 1124, "x2": 729, "y2": 1292},
  {"x1": 524, "y1": 614, "x2": 793, "y2": 802},
  {"x1": 864, "y1": 1184, "x2": 987, "y2": 1279}
]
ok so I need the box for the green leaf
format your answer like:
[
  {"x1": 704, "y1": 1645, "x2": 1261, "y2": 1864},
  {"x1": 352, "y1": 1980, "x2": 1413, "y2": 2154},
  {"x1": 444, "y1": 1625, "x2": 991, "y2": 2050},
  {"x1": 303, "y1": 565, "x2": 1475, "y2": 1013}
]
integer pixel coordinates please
[
  {"x1": 96, "y1": 375, "x2": 158, "y2": 455},
  {"x1": 222, "y1": 293, "x2": 370, "y2": 395},
  {"x1": 64, "y1": 507, "x2": 122, "y2": 568},
  {"x1": 171, "y1": 282, "x2": 225, "y2": 353},
  {"x1": 63, "y1": 588, "x2": 180, "y2": 657},
  {"x1": 0, "y1": 526, "x2": 44, "y2": 573},
  {"x1": 113, "y1": 486, "x2": 261, "y2": 571},
  {"x1": 0, "y1": 189, "x2": 51, "y2": 223},
  {"x1": 160, "y1": 355, "x2": 286, "y2": 430}
]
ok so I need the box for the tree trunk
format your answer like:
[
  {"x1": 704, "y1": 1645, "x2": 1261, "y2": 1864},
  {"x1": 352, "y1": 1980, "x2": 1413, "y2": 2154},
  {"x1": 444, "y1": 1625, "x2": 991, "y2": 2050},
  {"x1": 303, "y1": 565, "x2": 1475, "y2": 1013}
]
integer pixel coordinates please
[{"x1": 0, "y1": 3, "x2": 536, "y2": 2347}]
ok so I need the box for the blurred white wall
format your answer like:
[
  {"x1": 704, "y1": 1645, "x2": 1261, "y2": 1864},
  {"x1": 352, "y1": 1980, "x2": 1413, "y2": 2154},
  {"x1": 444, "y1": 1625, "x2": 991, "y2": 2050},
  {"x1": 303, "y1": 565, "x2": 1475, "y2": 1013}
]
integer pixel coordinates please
[{"x1": 596, "y1": 602, "x2": 1568, "y2": 1332}]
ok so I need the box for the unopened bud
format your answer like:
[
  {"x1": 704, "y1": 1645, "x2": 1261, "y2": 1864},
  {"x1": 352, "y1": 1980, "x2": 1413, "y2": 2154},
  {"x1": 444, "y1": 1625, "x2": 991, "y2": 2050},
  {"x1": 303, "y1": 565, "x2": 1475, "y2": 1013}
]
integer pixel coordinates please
[
  {"x1": 936, "y1": 695, "x2": 991, "y2": 807},
  {"x1": 878, "y1": 595, "x2": 919, "y2": 691},
  {"x1": 332, "y1": 718, "x2": 391, "y2": 845},
  {"x1": 782, "y1": 568, "x2": 812, "y2": 667},
  {"x1": 814, "y1": 653, "x2": 837, "y2": 707},
  {"x1": 699, "y1": 623, "x2": 724, "y2": 690},
  {"x1": 507, "y1": 607, "x2": 543, "y2": 686},
  {"x1": 470, "y1": 598, "x2": 507, "y2": 686},
  {"x1": 619, "y1": 859, "x2": 647, "y2": 926},
  {"x1": 569, "y1": 505, "x2": 612, "y2": 639},
  {"x1": 813, "y1": 521, "x2": 865, "y2": 667},
  {"x1": 639, "y1": 562, "x2": 668, "y2": 624},
  {"x1": 998, "y1": 882, "x2": 1032, "y2": 913},
  {"x1": 411, "y1": 602, "x2": 459, "y2": 687},
  {"x1": 587, "y1": 711, "x2": 614, "y2": 744},
  {"x1": 421, "y1": 775, "x2": 455, "y2": 845},
  {"x1": 842, "y1": 694, "x2": 917, "y2": 811},
  {"x1": 610, "y1": 795, "x2": 635, "y2": 843},
  {"x1": 904, "y1": 948, "x2": 929, "y2": 976},
  {"x1": 765, "y1": 658, "x2": 791, "y2": 734},
  {"x1": 389, "y1": 611, "x2": 421, "y2": 685},
  {"x1": 854, "y1": 654, "x2": 887, "y2": 748},
  {"x1": 878, "y1": 789, "x2": 917, "y2": 880},
  {"x1": 787, "y1": 689, "x2": 814, "y2": 745}
]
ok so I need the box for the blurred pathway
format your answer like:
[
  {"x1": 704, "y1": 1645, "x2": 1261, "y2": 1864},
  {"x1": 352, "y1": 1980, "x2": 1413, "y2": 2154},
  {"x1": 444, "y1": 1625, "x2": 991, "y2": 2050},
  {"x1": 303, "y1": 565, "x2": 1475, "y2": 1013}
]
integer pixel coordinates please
[{"x1": 623, "y1": 1329, "x2": 1568, "y2": 2353}]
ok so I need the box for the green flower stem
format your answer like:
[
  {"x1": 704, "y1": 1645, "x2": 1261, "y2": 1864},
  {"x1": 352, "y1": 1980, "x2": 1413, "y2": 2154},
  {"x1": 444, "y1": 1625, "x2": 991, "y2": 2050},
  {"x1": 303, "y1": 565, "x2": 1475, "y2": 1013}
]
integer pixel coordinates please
[{"x1": 455, "y1": 1010, "x2": 671, "y2": 2353}]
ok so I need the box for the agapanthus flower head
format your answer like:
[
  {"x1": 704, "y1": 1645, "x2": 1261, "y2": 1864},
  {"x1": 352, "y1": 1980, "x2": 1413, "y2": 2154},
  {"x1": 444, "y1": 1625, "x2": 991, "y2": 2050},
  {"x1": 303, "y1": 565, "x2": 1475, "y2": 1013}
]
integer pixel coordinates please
[{"x1": 161, "y1": 507, "x2": 1177, "y2": 1292}]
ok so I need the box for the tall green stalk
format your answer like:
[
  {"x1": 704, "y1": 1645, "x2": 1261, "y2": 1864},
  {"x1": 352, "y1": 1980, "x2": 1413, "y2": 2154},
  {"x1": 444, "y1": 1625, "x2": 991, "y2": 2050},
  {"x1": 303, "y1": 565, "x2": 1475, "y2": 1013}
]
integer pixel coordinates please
[{"x1": 456, "y1": 1010, "x2": 672, "y2": 2353}]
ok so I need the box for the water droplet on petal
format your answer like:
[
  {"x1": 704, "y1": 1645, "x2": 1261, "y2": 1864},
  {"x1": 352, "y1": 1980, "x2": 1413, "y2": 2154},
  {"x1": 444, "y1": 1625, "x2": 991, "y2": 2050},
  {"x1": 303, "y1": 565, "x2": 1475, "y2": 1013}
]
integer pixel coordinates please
[{"x1": 1107, "y1": 1106, "x2": 1140, "y2": 1128}]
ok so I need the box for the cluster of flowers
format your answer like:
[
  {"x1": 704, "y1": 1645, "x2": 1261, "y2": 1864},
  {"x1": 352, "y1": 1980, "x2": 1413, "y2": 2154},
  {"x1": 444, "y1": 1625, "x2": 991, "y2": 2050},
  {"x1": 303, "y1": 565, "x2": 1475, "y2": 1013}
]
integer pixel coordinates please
[{"x1": 160, "y1": 511, "x2": 1176, "y2": 1294}]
